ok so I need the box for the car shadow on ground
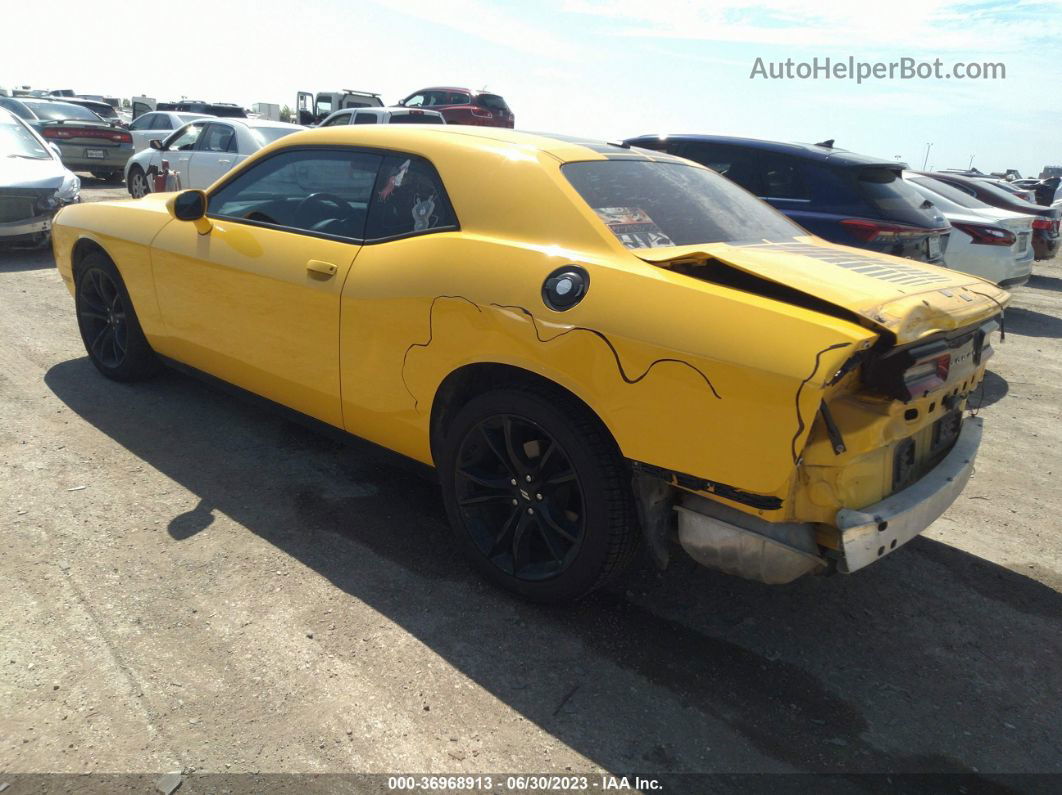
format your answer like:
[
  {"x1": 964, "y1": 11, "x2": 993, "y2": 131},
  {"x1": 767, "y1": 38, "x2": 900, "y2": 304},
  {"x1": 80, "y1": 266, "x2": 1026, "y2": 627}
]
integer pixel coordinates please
[
  {"x1": 44, "y1": 359, "x2": 1061, "y2": 784},
  {"x1": 1027, "y1": 273, "x2": 1062, "y2": 293},
  {"x1": 1003, "y1": 307, "x2": 1062, "y2": 340},
  {"x1": 974, "y1": 370, "x2": 1009, "y2": 409}
]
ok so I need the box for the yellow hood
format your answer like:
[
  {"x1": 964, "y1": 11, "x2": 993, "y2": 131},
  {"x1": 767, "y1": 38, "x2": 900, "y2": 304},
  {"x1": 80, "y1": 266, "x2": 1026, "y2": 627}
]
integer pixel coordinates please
[{"x1": 638, "y1": 236, "x2": 1010, "y2": 344}]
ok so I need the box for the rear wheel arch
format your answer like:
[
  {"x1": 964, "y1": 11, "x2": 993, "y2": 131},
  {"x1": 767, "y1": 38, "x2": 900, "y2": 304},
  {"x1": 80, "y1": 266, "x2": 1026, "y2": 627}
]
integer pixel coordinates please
[{"x1": 428, "y1": 363, "x2": 623, "y2": 464}]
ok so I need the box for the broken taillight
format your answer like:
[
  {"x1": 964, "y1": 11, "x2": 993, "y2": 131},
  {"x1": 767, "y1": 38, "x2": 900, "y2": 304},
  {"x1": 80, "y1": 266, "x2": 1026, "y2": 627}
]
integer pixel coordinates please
[{"x1": 903, "y1": 353, "x2": 951, "y2": 398}]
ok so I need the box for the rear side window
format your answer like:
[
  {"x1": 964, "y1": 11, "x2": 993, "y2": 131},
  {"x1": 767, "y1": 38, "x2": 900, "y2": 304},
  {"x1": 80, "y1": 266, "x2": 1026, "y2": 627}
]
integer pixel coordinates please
[
  {"x1": 857, "y1": 167, "x2": 939, "y2": 225},
  {"x1": 908, "y1": 176, "x2": 988, "y2": 210},
  {"x1": 680, "y1": 143, "x2": 765, "y2": 195},
  {"x1": 353, "y1": 113, "x2": 378, "y2": 124},
  {"x1": 150, "y1": 114, "x2": 174, "y2": 131},
  {"x1": 760, "y1": 156, "x2": 810, "y2": 201},
  {"x1": 365, "y1": 155, "x2": 457, "y2": 240},
  {"x1": 563, "y1": 160, "x2": 803, "y2": 249},
  {"x1": 198, "y1": 123, "x2": 237, "y2": 153}
]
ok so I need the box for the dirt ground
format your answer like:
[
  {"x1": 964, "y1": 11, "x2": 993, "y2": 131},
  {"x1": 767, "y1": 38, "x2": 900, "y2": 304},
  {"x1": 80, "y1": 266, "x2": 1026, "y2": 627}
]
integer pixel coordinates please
[{"x1": 1, "y1": 177, "x2": 1060, "y2": 789}]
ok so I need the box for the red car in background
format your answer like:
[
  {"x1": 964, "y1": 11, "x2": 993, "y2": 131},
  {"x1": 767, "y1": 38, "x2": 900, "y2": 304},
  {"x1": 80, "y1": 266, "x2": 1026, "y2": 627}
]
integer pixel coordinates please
[{"x1": 396, "y1": 87, "x2": 514, "y2": 128}]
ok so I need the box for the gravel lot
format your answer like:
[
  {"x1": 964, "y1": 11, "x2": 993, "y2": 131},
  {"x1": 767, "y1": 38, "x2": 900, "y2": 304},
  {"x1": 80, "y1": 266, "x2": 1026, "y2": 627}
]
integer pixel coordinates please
[{"x1": 1, "y1": 177, "x2": 1060, "y2": 788}]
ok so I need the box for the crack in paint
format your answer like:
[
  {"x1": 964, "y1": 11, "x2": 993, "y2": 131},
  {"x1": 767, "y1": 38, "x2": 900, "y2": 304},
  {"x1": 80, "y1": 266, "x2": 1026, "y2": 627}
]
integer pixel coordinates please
[
  {"x1": 400, "y1": 295, "x2": 722, "y2": 411},
  {"x1": 791, "y1": 342, "x2": 852, "y2": 464},
  {"x1": 489, "y1": 303, "x2": 722, "y2": 399}
]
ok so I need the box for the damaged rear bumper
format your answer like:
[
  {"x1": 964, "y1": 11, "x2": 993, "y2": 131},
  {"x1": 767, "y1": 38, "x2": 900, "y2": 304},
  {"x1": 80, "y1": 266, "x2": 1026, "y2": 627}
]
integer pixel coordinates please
[
  {"x1": 835, "y1": 416, "x2": 982, "y2": 572},
  {"x1": 672, "y1": 416, "x2": 982, "y2": 583}
]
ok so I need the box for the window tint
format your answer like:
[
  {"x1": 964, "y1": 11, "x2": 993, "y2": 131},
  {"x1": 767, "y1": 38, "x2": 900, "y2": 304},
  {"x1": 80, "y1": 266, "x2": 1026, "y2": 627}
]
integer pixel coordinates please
[
  {"x1": 199, "y1": 123, "x2": 237, "y2": 153},
  {"x1": 353, "y1": 113, "x2": 378, "y2": 125},
  {"x1": 908, "y1": 176, "x2": 990, "y2": 210},
  {"x1": 475, "y1": 94, "x2": 508, "y2": 111},
  {"x1": 403, "y1": 94, "x2": 426, "y2": 107},
  {"x1": 25, "y1": 101, "x2": 99, "y2": 121},
  {"x1": 0, "y1": 99, "x2": 32, "y2": 120},
  {"x1": 421, "y1": 91, "x2": 452, "y2": 107},
  {"x1": 681, "y1": 143, "x2": 765, "y2": 195},
  {"x1": 563, "y1": 160, "x2": 803, "y2": 249},
  {"x1": 129, "y1": 114, "x2": 154, "y2": 131},
  {"x1": 857, "y1": 168, "x2": 939, "y2": 225},
  {"x1": 166, "y1": 122, "x2": 205, "y2": 151},
  {"x1": 760, "y1": 156, "x2": 810, "y2": 201},
  {"x1": 365, "y1": 155, "x2": 457, "y2": 239},
  {"x1": 322, "y1": 113, "x2": 350, "y2": 126},
  {"x1": 447, "y1": 92, "x2": 471, "y2": 105},
  {"x1": 150, "y1": 114, "x2": 174, "y2": 131},
  {"x1": 209, "y1": 149, "x2": 383, "y2": 240}
]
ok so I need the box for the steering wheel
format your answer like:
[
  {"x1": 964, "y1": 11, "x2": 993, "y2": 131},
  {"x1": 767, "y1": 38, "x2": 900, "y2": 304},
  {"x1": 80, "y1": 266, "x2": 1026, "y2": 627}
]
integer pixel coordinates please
[{"x1": 294, "y1": 192, "x2": 354, "y2": 229}]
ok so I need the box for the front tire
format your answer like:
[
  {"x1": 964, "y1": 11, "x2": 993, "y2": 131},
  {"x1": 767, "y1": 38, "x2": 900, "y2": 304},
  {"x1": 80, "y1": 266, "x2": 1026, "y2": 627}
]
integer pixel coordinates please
[
  {"x1": 438, "y1": 385, "x2": 639, "y2": 602},
  {"x1": 75, "y1": 253, "x2": 160, "y2": 381},
  {"x1": 128, "y1": 166, "x2": 149, "y2": 198}
]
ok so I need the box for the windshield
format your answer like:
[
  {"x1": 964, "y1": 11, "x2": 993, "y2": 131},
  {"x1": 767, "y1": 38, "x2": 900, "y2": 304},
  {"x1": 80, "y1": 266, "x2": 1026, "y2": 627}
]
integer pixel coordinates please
[
  {"x1": 250, "y1": 126, "x2": 299, "y2": 146},
  {"x1": 907, "y1": 175, "x2": 990, "y2": 210},
  {"x1": 1, "y1": 114, "x2": 51, "y2": 159},
  {"x1": 562, "y1": 160, "x2": 804, "y2": 249},
  {"x1": 27, "y1": 101, "x2": 100, "y2": 121}
]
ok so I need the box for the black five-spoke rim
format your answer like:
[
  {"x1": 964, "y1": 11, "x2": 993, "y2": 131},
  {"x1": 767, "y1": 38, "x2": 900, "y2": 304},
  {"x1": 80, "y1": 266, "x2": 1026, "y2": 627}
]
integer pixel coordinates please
[
  {"x1": 78, "y1": 269, "x2": 127, "y2": 369},
  {"x1": 455, "y1": 414, "x2": 585, "y2": 581}
]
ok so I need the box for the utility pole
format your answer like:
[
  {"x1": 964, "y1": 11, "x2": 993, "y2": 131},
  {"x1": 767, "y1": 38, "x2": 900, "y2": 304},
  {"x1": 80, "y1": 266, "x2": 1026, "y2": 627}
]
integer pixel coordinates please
[{"x1": 922, "y1": 142, "x2": 933, "y2": 169}]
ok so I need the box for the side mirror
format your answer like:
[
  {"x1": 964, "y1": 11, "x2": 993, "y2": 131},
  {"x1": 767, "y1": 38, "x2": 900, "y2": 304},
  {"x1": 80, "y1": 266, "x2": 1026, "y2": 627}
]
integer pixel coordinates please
[
  {"x1": 149, "y1": 138, "x2": 164, "y2": 150},
  {"x1": 170, "y1": 189, "x2": 212, "y2": 234}
]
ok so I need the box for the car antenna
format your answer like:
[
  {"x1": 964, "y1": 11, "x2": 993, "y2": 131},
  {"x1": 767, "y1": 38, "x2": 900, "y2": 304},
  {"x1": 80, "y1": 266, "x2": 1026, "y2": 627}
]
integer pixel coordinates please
[{"x1": 815, "y1": 138, "x2": 835, "y2": 148}]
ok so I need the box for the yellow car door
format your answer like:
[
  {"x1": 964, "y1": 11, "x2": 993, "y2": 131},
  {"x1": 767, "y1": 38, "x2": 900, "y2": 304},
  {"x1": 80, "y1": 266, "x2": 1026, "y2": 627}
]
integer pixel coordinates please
[{"x1": 149, "y1": 147, "x2": 385, "y2": 427}]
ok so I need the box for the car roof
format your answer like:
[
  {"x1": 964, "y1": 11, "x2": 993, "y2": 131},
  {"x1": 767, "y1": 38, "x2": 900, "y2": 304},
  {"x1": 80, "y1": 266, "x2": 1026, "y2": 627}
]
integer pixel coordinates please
[
  {"x1": 264, "y1": 125, "x2": 689, "y2": 164},
  {"x1": 409, "y1": 86, "x2": 503, "y2": 96},
  {"x1": 197, "y1": 117, "x2": 302, "y2": 130},
  {"x1": 625, "y1": 133, "x2": 899, "y2": 167}
]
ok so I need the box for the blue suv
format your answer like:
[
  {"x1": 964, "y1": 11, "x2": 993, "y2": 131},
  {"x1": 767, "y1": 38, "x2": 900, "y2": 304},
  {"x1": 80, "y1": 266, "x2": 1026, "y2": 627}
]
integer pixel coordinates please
[{"x1": 624, "y1": 135, "x2": 950, "y2": 264}]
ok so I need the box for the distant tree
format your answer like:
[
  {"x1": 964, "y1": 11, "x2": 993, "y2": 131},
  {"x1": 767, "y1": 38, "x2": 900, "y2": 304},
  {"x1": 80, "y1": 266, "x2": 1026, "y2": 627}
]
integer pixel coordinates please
[
  {"x1": 280, "y1": 104, "x2": 293, "y2": 123},
  {"x1": 122, "y1": 98, "x2": 130, "y2": 108}
]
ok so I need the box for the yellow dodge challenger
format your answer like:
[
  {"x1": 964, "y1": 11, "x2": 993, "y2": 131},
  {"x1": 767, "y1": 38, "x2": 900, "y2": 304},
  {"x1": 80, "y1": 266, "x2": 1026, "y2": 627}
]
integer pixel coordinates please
[{"x1": 52, "y1": 126, "x2": 1008, "y2": 602}]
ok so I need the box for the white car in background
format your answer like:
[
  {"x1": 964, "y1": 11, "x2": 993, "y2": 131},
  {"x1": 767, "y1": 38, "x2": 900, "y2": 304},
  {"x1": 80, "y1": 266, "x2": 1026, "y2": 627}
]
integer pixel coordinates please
[
  {"x1": 124, "y1": 118, "x2": 302, "y2": 198},
  {"x1": 0, "y1": 108, "x2": 80, "y2": 246},
  {"x1": 317, "y1": 107, "x2": 445, "y2": 126},
  {"x1": 905, "y1": 172, "x2": 1034, "y2": 288},
  {"x1": 127, "y1": 111, "x2": 213, "y2": 152}
]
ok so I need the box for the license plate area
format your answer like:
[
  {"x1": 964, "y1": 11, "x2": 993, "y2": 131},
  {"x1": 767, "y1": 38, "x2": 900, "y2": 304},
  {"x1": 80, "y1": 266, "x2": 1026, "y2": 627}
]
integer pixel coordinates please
[
  {"x1": 1016, "y1": 232, "x2": 1029, "y2": 252},
  {"x1": 85, "y1": 149, "x2": 106, "y2": 159},
  {"x1": 926, "y1": 236, "x2": 942, "y2": 260}
]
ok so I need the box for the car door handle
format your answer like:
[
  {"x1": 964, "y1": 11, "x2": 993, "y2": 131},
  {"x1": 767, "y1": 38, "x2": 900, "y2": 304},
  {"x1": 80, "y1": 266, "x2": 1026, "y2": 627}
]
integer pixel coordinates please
[
  {"x1": 306, "y1": 260, "x2": 337, "y2": 277},
  {"x1": 217, "y1": 159, "x2": 231, "y2": 164}
]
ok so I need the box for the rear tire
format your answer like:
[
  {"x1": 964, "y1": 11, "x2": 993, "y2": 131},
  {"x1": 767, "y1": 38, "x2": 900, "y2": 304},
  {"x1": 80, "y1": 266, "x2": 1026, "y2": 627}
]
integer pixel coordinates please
[
  {"x1": 75, "y1": 252, "x2": 160, "y2": 382},
  {"x1": 438, "y1": 384, "x2": 639, "y2": 603}
]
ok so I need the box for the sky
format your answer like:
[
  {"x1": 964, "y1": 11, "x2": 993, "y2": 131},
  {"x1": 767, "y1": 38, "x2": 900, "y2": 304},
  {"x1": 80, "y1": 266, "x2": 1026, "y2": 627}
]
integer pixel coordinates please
[{"x1": 3, "y1": 0, "x2": 1061, "y2": 176}]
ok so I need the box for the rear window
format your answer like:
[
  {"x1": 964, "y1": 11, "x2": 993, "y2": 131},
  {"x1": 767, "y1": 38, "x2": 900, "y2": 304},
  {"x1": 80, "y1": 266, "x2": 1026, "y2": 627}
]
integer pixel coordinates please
[
  {"x1": 27, "y1": 101, "x2": 100, "y2": 121},
  {"x1": 250, "y1": 126, "x2": 299, "y2": 146},
  {"x1": 563, "y1": 160, "x2": 803, "y2": 249},
  {"x1": 391, "y1": 113, "x2": 444, "y2": 125},
  {"x1": 908, "y1": 176, "x2": 989, "y2": 210},
  {"x1": 476, "y1": 94, "x2": 509, "y2": 111},
  {"x1": 857, "y1": 168, "x2": 939, "y2": 226}
]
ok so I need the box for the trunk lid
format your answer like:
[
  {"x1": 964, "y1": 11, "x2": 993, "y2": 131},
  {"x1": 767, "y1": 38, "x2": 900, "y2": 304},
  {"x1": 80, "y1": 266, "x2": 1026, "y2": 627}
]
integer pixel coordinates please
[{"x1": 638, "y1": 236, "x2": 1009, "y2": 344}]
